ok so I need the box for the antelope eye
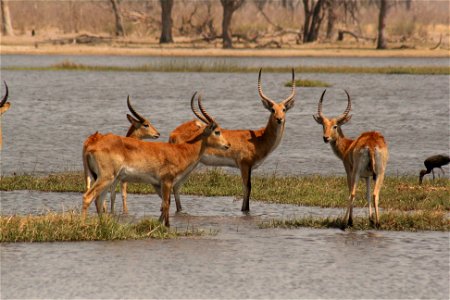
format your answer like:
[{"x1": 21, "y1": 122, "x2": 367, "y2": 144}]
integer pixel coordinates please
[
  {"x1": 143, "y1": 124, "x2": 149, "y2": 128},
  {"x1": 282, "y1": 108, "x2": 286, "y2": 112},
  {"x1": 332, "y1": 125, "x2": 338, "y2": 129},
  {"x1": 214, "y1": 131, "x2": 221, "y2": 136},
  {"x1": 271, "y1": 108, "x2": 275, "y2": 113}
]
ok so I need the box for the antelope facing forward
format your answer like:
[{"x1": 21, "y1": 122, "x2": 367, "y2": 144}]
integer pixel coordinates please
[
  {"x1": 0, "y1": 81, "x2": 11, "y2": 150},
  {"x1": 82, "y1": 93, "x2": 230, "y2": 226},
  {"x1": 169, "y1": 69, "x2": 296, "y2": 213},
  {"x1": 313, "y1": 90, "x2": 388, "y2": 228},
  {"x1": 83, "y1": 96, "x2": 160, "y2": 214}
]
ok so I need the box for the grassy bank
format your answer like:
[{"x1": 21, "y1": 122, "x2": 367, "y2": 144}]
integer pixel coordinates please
[
  {"x1": 0, "y1": 211, "x2": 206, "y2": 242},
  {"x1": 3, "y1": 60, "x2": 449, "y2": 75},
  {"x1": 1, "y1": 170, "x2": 448, "y2": 211}
]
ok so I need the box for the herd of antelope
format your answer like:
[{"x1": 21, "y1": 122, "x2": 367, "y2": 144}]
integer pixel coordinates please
[{"x1": 0, "y1": 70, "x2": 394, "y2": 229}]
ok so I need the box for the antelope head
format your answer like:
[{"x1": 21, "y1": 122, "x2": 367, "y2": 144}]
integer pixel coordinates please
[
  {"x1": 126, "y1": 96, "x2": 160, "y2": 139},
  {"x1": 313, "y1": 89, "x2": 352, "y2": 143},
  {"x1": 258, "y1": 68, "x2": 296, "y2": 125},
  {"x1": 0, "y1": 81, "x2": 11, "y2": 116},
  {"x1": 190, "y1": 92, "x2": 230, "y2": 151}
]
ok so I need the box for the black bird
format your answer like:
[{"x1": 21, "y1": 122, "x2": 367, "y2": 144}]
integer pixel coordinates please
[{"x1": 419, "y1": 154, "x2": 450, "y2": 184}]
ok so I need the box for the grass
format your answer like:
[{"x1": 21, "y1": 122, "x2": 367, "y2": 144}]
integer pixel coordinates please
[
  {"x1": 260, "y1": 211, "x2": 450, "y2": 232},
  {"x1": 2, "y1": 60, "x2": 449, "y2": 75},
  {"x1": 0, "y1": 211, "x2": 208, "y2": 242},
  {"x1": 285, "y1": 79, "x2": 331, "y2": 88},
  {"x1": 1, "y1": 170, "x2": 448, "y2": 233},
  {"x1": 1, "y1": 169, "x2": 448, "y2": 211}
]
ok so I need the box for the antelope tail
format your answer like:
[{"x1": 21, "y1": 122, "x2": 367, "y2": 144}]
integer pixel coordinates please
[{"x1": 369, "y1": 147, "x2": 377, "y2": 181}]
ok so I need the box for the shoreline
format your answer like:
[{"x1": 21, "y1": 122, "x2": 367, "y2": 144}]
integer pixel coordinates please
[{"x1": 1, "y1": 43, "x2": 449, "y2": 58}]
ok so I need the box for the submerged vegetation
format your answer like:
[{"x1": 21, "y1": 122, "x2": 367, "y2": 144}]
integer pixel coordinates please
[
  {"x1": 2, "y1": 60, "x2": 449, "y2": 75},
  {"x1": 0, "y1": 211, "x2": 207, "y2": 242},
  {"x1": 260, "y1": 211, "x2": 450, "y2": 232}
]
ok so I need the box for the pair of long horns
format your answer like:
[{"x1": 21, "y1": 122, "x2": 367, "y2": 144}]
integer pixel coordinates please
[
  {"x1": 190, "y1": 92, "x2": 215, "y2": 125},
  {"x1": 0, "y1": 81, "x2": 9, "y2": 107},
  {"x1": 127, "y1": 95, "x2": 146, "y2": 123},
  {"x1": 316, "y1": 89, "x2": 351, "y2": 122},
  {"x1": 258, "y1": 68, "x2": 295, "y2": 104}
]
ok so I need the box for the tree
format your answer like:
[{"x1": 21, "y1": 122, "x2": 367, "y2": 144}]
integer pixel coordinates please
[
  {"x1": 376, "y1": 0, "x2": 388, "y2": 49},
  {"x1": 1, "y1": 0, "x2": 14, "y2": 36},
  {"x1": 220, "y1": 0, "x2": 245, "y2": 48},
  {"x1": 302, "y1": 0, "x2": 329, "y2": 43},
  {"x1": 110, "y1": 0, "x2": 125, "y2": 37},
  {"x1": 159, "y1": 0, "x2": 174, "y2": 43}
]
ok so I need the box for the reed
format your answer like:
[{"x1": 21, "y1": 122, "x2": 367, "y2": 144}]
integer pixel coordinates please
[
  {"x1": 0, "y1": 211, "x2": 206, "y2": 242},
  {"x1": 285, "y1": 79, "x2": 331, "y2": 87},
  {"x1": 3, "y1": 60, "x2": 449, "y2": 75}
]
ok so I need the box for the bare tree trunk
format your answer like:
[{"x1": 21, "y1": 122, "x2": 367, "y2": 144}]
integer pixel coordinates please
[
  {"x1": 376, "y1": 0, "x2": 388, "y2": 49},
  {"x1": 326, "y1": 1, "x2": 335, "y2": 40},
  {"x1": 110, "y1": 0, "x2": 125, "y2": 37},
  {"x1": 159, "y1": 0, "x2": 174, "y2": 43},
  {"x1": 302, "y1": 0, "x2": 327, "y2": 43},
  {"x1": 1, "y1": 0, "x2": 14, "y2": 36},
  {"x1": 220, "y1": 0, "x2": 245, "y2": 49}
]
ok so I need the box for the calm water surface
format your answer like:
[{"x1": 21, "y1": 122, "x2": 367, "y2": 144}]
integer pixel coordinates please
[
  {"x1": 1, "y1": 191, "x2": 449, "y2": 299},
  {"x1": 0, "y1": 55, "x2": 448, "y2": 299},
  {"x1": 0, "y1": 55, "x2": 449, "y2": 176}
]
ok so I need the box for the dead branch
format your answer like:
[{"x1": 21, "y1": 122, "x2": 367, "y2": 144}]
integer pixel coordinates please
[{"x1": 429, "y1": 34, "x2": 442, "y2": 50}]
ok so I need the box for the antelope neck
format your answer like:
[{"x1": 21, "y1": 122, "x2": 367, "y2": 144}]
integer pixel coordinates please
[{"x1": 330, "y1": 128, "x2": 353, "y2": 161}]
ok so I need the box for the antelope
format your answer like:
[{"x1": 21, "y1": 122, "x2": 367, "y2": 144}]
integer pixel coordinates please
[
  {"x1": 0, "y1": 81, "x2": 11, "y2": 150},
  {"x1": 169, "y1": 69, "x2": 295, "y2": 213},
  {"x1": 82, "y1": 92, "x2": 230, "y2": 226},
  {"x1": 83, "y1": 96, "x2": 160, "y2": 214},
  {"x1": 313, "y1": 89, "x2": 389, "y2": 228},
  {"x1": 419, "y1": 154, "x2": 450, "y2": 184}
]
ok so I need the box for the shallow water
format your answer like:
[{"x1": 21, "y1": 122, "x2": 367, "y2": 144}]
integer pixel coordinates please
[
  {"x1": 0, "y1": 55, "x2": 449, "y2": 298},
  {"x1": 0, "y1": 55, "x2": 449, "y2": 176},
  {"x1": 1, "y1": 191, "x2": 449, "y2": 299}
]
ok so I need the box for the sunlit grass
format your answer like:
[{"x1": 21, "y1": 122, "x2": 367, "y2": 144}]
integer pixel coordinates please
[
  {"x1": 0, "y1": 211, "x2": 208, "y2": 243},
  {"x1": 1, "y1": 170, "x2": 448, "y2": 211},
  {"x1": 3, "y1": 60, "x2": 449, "y2": 75},
  {"x1": 285, "y1": 78, "x2": 331, "y2": 87}
]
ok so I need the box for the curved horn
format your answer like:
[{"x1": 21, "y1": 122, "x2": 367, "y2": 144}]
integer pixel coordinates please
[
  {"x1": 197, "y1": 93, "x2": 215, "y2": 124},
  {"x1": 0, "y1": 81, "x2": 9, "y2": 107},
  {"x1": 127, "y1": 95, "x2": 145, "y2": 123},
  {"x1": 258, "y1": 68, "x2": 276, "y2": 105},
  {"x1": 190, "y1": 92, "x2": 209, "y2": 124},
  {"x1": 336, "y1": 90, "x2": 352, "y2": 122},
  {"x1": 317, "y1": 89, "x2": 327, "y2": 119},
  {"x1": 282, "y1": 68, "x2": 296, "y2": 104}
]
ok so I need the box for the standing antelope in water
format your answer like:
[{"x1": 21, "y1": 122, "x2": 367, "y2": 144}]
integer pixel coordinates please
[
  {"x1": 83, "y1": 96, "x2": 160, "y2": 214},
  {"x1": 82, "y1": 93, "x2": 230, "y2": 226},
  {"x1": 0, "y1": 81, "x2": 11, "y2": 150},
  {"x1": 313, "y1": 90, "x2": 388, "y2": 228},
  {"x1": 169, "y1": 69, "x2": 295, "y2": 213}
]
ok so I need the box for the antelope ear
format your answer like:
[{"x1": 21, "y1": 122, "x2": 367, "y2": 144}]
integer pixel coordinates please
[
  {"x1": 338, "y1": 114, "x2": 352, "y2": 125},
  {"x1": 261, "y1": 98, "x2": 274, "y2": 111},
  {"x1": 313, "y1": 114, "x2": 323, "y2": 124},
  {"x1": 284, "y1": 99, "x2": 295, "y2": 111},
  {"x1": 127, "y1": 114, "x2": 140, "y2": 126}
]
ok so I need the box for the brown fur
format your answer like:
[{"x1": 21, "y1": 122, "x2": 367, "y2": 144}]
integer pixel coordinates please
[{"x1": 314, "y1": 92, "x2": 389, "y2": 228}]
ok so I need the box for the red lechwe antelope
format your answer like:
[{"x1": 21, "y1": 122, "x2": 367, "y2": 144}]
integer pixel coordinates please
[
  {"x1": 313, "y1": 89, "x2": 388, "y2": 228},
  {"x1": 83, "y1": 96, "x2": 160, "y2": 215},
  {"x1": 0, "y1": 81, "x2": 11, "y2": 150},
  {"x1": 82, "y1": 92, "x2": 230, "y2": 226},
  {"x1": 169, "y1": 69, "x2": 295, "y2": 213}
]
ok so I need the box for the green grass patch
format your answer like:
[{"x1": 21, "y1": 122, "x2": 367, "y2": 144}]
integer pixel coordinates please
[
  {"x1": 2, "y1": 60, "x2": 449, "y2": 75},
  {"x1": 1, "y1": 170, "x2": 448, "y2": 211},
  {"x1": 260, "y1": 211, "x2": 450, "y2": 232},
  {"x1": 0, "y1": 211, "x2": 207, "y2": 243},
  {"x1": 285, "y1": 79, "x2": 331, "y2": 88}
]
